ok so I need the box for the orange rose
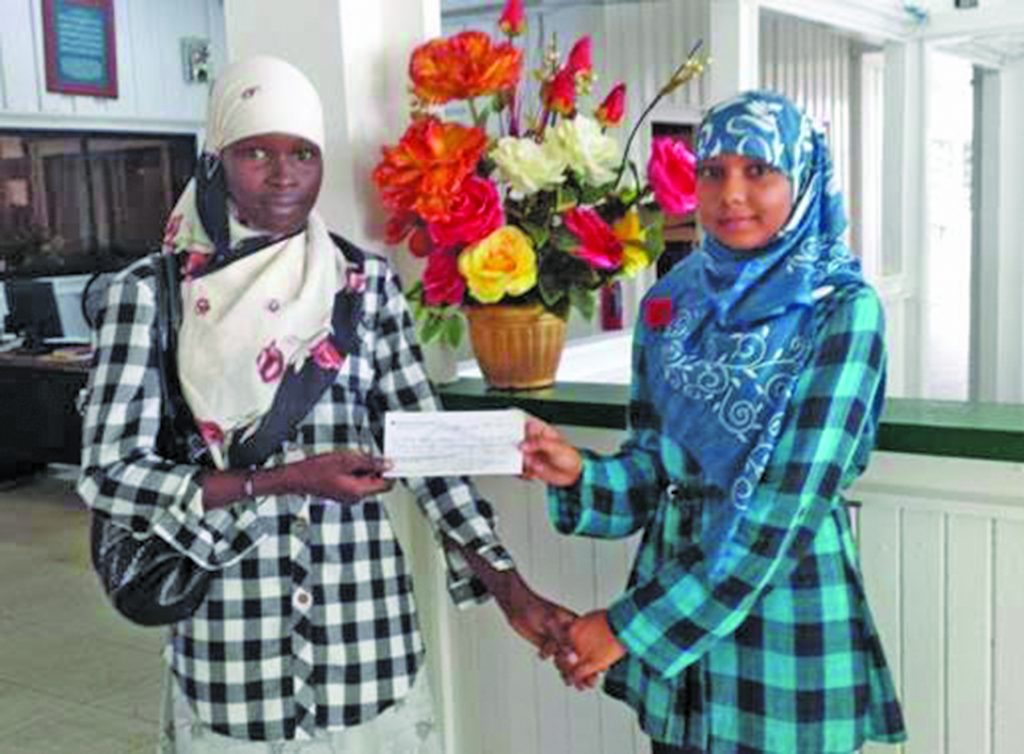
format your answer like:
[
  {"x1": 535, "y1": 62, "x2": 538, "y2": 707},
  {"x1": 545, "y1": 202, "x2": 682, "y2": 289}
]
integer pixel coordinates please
[
  {"x1": 373, "y1": 117, "x2": 488, "y2": 222},
  {"x1": 410, "y1": 31, "x2": 523, "y2": 105}
]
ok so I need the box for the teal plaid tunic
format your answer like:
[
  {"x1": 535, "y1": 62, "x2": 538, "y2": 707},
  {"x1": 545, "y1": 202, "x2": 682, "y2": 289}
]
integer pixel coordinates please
[{"x1": 549, "y1": 285, "x2": 906, "y2": 752}]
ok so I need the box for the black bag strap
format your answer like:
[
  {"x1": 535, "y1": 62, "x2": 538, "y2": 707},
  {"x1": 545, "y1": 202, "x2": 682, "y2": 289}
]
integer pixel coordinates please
[{"x1": 150, "y1": 254, "x2": 210, "y2": 466}]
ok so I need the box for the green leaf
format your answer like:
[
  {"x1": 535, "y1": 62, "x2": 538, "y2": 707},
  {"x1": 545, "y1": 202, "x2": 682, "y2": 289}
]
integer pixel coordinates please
[
  {"x1": 569, "y1": 288, "x2": 597, "y2": 321},
  {"x1": 550, "y1": 296, "x2": 572, "y2": 320},
  {"x1": 555, "y1": 185, "x2": 579, "y2": 212},
  {"x1": 552, "y1": 229, "x2": 578, "y2": 252},
  {"x1": 419, "y1": 314, "x2": 445, "y2": 344},
  {"x1": 644, "y1": 221, "x2": 666, "y2": 259},
  {"x1": 578, "y1": 184, "x2": 608, "y2": 205},
  {"x1": 406, "y1": 281, "x2": 426, "y2": 319},
  {"x1": 442, "y1": 314, "x2": 465, "y2": 349},
  {"x1": 519, "y1": 220, "x2": 550, "y2": 249},
  {"x1": 538, "y1": 275, "x2": 567, "y2": 309}
]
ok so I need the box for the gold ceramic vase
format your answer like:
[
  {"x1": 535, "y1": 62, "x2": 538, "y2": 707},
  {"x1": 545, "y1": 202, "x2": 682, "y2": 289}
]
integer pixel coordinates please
[{"x1": 464, "y1": 304, "x2": 567, "y2": 390}]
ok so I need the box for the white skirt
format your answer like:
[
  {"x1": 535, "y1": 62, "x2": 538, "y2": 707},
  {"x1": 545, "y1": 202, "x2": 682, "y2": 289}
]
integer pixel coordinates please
[{"x1": 158, "y1": 663, "x2": 442, "y2": 754}]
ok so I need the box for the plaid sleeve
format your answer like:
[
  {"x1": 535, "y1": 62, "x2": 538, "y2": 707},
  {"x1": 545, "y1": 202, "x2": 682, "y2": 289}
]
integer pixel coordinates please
[
  {"x1": 547, "y1": 320, "x2": 669, "y2": 539},
  {"x1": 366, "y1": 258, "x2": 515, "y2": 607},
  {"x1": 76, "y1": 263, "x2": 266, "y2": 569},
  {"x1": 606, "y1": 287, "x2": 886, "y2": 679}
]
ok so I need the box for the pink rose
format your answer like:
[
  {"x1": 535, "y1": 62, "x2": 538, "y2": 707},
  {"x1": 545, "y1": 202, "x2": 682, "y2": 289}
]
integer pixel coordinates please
[
  {"x1": 423, "y1": 250, "x2": 467, "y2": 307},
  {"x1": 647, "y1": 137, "x2": 698, "y2": 216},
  {"x1": 197, "y1": 420, "x2": 224, "y2": 447},
  {"x1": 427, "y1": 177, "x2": 505, "y2": 251},
  {"x1": 256, "y1": 341, "x2": 285, "y2": 383},
  {"x1": 563, "y1": 207, "x2": 623, "y2": 271},
  {"x1": 310, "y1": 338, "x2": 344, "y2": 371}
]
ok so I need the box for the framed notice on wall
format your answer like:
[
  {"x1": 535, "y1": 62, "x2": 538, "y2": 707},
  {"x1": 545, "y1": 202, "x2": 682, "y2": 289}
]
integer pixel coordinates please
[{"x1": 42, "y1": 0, "x2": 118, "y2": 98}]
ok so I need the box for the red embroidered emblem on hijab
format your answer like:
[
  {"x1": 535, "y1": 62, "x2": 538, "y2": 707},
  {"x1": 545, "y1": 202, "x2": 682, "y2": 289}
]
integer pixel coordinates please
[{"x1": 644, "y1": 297, "x2": 673, "y2": 329}]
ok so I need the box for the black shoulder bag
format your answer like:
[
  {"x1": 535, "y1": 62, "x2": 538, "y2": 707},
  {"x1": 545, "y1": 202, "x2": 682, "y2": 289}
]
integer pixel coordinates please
[{"x1": 89, "y1": 253, "x2": 214, "y2": 627}]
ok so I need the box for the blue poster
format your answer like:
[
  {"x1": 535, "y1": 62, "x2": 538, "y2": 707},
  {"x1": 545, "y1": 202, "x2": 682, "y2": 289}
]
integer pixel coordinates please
[{"x1": 44, "y1": 0, "x2": 118, "y2": 97}]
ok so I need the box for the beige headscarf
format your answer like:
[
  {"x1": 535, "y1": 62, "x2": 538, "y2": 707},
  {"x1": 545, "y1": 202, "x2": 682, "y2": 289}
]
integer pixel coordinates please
[{"x1": 164, "y1": 56, "x2": 345, "y2": 469}]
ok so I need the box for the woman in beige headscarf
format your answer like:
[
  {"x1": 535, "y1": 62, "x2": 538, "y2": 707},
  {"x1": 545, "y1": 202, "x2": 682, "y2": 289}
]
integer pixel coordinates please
[{"x1": 79, "y1": 56, "x2": 574, "y2": 752}]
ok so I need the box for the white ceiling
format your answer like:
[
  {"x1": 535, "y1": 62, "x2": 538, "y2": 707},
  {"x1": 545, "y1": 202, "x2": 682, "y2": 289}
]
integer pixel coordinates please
[{"x1": 440, "y1": 0, "x2": 1024, "y2": 66}]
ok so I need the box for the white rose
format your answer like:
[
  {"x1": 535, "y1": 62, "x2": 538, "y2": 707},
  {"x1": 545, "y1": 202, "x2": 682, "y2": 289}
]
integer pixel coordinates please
[
  {"x1": 490, "y1": 136, "x2": 567, "y2": 196},
  {"x1": 546, "y1": 115, "x2": 621, "y2": 187}
]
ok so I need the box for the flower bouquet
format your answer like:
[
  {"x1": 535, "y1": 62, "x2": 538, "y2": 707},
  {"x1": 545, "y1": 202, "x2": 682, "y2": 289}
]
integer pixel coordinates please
[{"x1": 373, "y1": 0, "x2": 706, "y2": 388}]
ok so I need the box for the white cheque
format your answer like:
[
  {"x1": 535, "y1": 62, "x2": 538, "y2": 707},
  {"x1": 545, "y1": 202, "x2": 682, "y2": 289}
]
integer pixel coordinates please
[{"x1": 382, "y1": 410, "x2": 524, "y2": 478}]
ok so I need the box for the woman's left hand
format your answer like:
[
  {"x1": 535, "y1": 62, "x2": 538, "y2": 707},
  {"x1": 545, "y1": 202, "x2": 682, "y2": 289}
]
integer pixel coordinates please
[{"x1": 556, "y1": 609, "x2": 627, "y2": 690}]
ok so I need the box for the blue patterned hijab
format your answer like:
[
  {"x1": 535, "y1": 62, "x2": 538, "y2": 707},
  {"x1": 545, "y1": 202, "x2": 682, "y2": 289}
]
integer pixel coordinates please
[{"x1": 647, "y1": 90, "x2": 864, "y2": 509}]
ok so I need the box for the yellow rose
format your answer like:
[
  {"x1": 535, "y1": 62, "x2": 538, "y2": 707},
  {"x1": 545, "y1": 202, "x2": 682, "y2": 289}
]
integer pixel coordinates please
[
  {"x1": 613, "y1": 210, "x2": 649, "y2": 277},
  {"x1": 458, "y1": 226, "x2": 538, "y2": 303}
]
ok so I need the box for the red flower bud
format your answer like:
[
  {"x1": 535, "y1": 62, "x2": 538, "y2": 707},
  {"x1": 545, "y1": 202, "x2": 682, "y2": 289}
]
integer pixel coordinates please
[
  {"x1": 543, "y1": 66, "x2": 577, "y2": 117},
  {"x1": 498, "y1": 0, "x2": 526, "y2": 36},
  {"x1": 567, "y1": 36, "x2": 593, "y2": 79},
  {"x1": 385, "y1": 211, "x2": 418, "y2": 245},
  {"x1": 595, "y1": 83, "x2": 626, "y2": 128},
  {"x1": 564, "y1": 207, "x2": 623, "y2": 271},
  {"x1": 408, "y1": 226, "x2": 435, "y2": 258}
]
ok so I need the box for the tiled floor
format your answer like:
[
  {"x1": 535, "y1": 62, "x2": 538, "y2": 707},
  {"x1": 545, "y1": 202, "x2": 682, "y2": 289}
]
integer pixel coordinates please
[{"x1": 0, "y1": 466, "x2": 163, "y2": 753}]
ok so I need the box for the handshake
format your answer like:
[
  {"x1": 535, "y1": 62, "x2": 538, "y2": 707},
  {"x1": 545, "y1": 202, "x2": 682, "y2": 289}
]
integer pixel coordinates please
[
  {"x1": 453, "y1": 537, "x2": 626, "y2": 690},
  {"x1": 500, "y1": 578, "x2": 626, "y2": 690}
]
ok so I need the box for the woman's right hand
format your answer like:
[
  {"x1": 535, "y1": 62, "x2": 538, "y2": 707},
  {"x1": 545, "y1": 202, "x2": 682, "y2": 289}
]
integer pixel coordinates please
[
  {"x1": 520, "y1": 416, "x2": 583, "y2": 488},
  {"x1": 293, "y1": 451, "x2": 394, "y2": 502}
]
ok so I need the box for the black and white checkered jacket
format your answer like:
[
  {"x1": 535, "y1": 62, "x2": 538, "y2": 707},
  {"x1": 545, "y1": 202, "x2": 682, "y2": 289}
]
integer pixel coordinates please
[{"x1": 77, "y1": 247, "x2": 514, "y2": 741}]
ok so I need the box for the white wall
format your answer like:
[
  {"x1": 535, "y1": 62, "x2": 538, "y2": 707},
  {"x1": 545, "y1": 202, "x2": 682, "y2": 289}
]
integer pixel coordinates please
[
  {"x1": 759, "y1": 11, "x2": 854, "y2": 213},
  {"x1": 993, "y1": 58, "x2": 1024, "y2": 402},
  {"x1": 0, "y1": 0, "x2": 225, "y2": 133}
]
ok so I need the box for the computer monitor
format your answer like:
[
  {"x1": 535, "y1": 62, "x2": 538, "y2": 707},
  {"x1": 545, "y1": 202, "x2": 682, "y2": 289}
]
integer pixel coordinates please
[{"x1": 2, "y1": 278, "x2": 63, "y2": 350}]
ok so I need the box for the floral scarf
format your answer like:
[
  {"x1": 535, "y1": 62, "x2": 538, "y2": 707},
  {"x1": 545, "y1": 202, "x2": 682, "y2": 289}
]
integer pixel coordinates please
[
  {"x1": 165, "y1": 56, "x2": 347, "y2": 469},
  {"x1": 646, "y1": 90, "x2": 864, "y2": 511}
]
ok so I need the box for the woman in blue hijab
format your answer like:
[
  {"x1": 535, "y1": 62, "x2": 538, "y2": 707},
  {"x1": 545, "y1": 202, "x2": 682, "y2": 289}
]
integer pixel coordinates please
[{"x1": 521, "y1": 91, "x2": 908, "y2": 753}]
